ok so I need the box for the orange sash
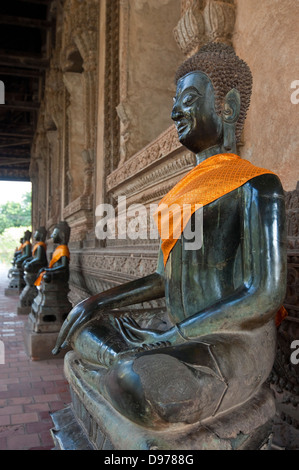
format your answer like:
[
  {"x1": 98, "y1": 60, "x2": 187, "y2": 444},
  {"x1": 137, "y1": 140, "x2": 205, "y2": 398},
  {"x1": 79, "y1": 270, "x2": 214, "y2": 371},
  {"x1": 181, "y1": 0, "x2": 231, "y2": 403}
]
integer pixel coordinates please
[
  {"x1": 154, "y1": 153, "x2": 275, "y2": 266},
  {"x1": 34, "y1": 244, "x2": 70, "y2": 286},
  {"x1": 21, "y1": 240, "x2": 31, "y2": 252},
  {"x1": 153, "y1": 153, "x2": 287, "y2": 326},
  {"x1": 32, "y1": 241, "x2": 47, "y2": 256}
]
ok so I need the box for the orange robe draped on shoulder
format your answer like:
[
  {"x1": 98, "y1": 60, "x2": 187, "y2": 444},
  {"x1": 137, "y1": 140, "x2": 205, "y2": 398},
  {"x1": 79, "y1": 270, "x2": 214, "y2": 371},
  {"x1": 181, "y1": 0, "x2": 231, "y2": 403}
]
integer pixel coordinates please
[
  {"x1": 153, "y1": 153, "x2": 287, "y2": 326},
  {"x1": 32, "y1": 241, "x2": 47, "y2": 256},
  {"x1": 20, "y1": 240, "x2": 31, "y2": 252},
  {"x1": 34, "y1": 244, "x2": 70, "y2": 287}
]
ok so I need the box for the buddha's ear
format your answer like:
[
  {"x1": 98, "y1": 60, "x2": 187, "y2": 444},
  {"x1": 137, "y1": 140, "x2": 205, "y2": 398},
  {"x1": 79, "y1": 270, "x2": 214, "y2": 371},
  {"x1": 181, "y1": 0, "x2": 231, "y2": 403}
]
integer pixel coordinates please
[
  {"x1": 222, "y1": 89, "x2": 240, "y2": 153},
  {"x1": 222, "y1": 88, "x2": 240, "y2": 124}
]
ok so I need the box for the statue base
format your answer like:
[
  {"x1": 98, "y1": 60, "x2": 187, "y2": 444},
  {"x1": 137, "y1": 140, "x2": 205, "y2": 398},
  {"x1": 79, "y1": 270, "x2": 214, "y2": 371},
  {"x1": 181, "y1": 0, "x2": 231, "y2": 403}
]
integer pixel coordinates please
[
  {"x1": 4, "y1": 288, "x2": 22, "y2": 296},
  {"x1": 22, "y1": 318, "x2": 69, "y2": 361},
  {"x1": 23, "y1": 279, "x2": 72, "y2": 360},
  {"x1": 50, "y1": 351, "x2": 276, "y2": 450},
  {"x1": 5, "y1": 268, "x2": 25, "y2": 296},
  {"x1": 17, "y1": 306, "x2": 31, "y2": 315},
  {"x1": 17, "y1": 272, "x2": 38, "y2": 315}
]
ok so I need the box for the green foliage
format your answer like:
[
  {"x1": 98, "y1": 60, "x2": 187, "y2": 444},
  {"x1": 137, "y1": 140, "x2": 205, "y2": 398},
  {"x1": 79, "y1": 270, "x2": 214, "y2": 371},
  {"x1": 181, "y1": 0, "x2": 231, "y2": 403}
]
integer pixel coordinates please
[
  {"x1": 0, "y1": 226, "x2": 31, "y2": 265},
  {"x1": 0, "y1": 191, "x2": 32, "y2": 234}
]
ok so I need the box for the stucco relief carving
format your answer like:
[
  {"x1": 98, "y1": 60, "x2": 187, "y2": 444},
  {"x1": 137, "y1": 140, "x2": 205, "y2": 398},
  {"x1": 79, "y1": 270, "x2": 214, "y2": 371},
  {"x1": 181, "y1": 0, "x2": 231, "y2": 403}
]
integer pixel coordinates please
[
  {"x1": 174, "y1": 0, "x2": 235, "y2": 57},
  {"x1": 107, "y1": 125, "x2": 182, "y2": 192},
  {"x1": 61, "y1": 0, "x2": 98, "y2": 154},
  {"x1": 68, "y1": 251, "x2": 166, "y2": 307},
  {"x1": 46, "y1": 0, "x2": 99, "y2": 241}
]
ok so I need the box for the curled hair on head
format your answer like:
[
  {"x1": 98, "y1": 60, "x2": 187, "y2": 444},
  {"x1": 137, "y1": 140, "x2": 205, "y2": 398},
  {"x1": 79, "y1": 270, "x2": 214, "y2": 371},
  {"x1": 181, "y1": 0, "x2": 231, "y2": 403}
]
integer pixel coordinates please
[
  {"x1": 175, "y1": 42, "x2": 253, "y2": 142},
  {"x1": 24, "y1": 230, "x2": 32, "y2": 240},
  {"x1": 55, "y1": 221, "x2": 70, "y2": 244},
  {"x1": 37, "y1": 226, "x2": 47, "y2": 242}
]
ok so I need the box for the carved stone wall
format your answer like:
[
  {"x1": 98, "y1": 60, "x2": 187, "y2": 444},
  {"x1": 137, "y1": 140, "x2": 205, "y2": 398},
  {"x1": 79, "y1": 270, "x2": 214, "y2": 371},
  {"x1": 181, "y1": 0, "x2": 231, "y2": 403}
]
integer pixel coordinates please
[
  {"x1": 31, "y1": 0, "x2": 99, "y2": 243},
  {"x1": 117, "y1": 0, "x2": 183, "y2": 164},
  {"x1": 270, "y1": 183, "x2": 299, "y2": 450},
  {"x1": 28, "y1": 0, "x2": 299, "y2": 448}
]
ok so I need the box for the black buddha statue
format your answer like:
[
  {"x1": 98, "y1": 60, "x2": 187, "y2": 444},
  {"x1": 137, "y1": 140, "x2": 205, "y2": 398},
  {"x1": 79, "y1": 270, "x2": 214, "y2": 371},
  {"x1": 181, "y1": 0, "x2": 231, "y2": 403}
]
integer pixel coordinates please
[
  {"x1": 17, "y1": 227, "x2": 48, "y2": 315},
  {"x1": 15, "y1": 230, "x2": 32, "y2": 268},
  {"x1": 5, "y1": 231, "x2": 32, "y2": 295},
  {"x1": 23, "y1": 226, "x2": 48, "y2": 275},
  {"x1": 23, "y1": 221, "x2": 72, "y2": 360},
  {"x1": 34, "y1": 221, "x2": 70, "y2": 286},
  {"x1": 52, "y1": 44, "x2": 287, "y2": 449}
]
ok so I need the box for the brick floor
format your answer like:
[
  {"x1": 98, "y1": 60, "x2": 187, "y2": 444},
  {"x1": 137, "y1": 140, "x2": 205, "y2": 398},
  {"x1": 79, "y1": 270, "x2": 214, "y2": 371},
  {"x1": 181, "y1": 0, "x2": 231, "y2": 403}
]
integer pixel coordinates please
[{"x1": 0, "y1": 263, "x2": 71, "y2": 450}]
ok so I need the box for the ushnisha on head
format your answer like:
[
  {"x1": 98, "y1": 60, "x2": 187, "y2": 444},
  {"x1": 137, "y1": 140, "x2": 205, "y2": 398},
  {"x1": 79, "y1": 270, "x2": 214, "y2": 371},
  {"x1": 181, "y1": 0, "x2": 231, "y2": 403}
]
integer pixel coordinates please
[
  {"x1": 172, "y1": 42, "x2": 253, "y2": 156},
  {"x1": 34, "y1": 226, "x2": 47, "y2": 242},
  {"x1": 51, "y1": 221, "x2": 70, "y2": 245},
  {"x1": 24, "y1": 230, "x2": 32, "y2": 241}
]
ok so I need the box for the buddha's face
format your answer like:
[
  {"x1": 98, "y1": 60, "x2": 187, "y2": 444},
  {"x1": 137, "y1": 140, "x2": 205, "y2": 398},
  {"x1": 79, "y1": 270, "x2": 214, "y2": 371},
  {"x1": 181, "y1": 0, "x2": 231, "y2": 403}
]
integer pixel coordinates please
[
  {"x1": 51, "y1": 227, "x2": 60, "y2": 244},
  {"x1": 171, "y1": 71, "x2": 223, "y2": 154}
]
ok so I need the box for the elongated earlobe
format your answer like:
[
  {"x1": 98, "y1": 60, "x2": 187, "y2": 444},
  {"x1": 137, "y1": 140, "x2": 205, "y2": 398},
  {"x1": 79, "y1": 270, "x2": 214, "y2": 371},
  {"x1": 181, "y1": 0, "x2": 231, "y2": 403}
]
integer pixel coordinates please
[
  {"x1": 223, "y1": 121, "x2": 236, "y2": 152},
  {"x1": 222, "y1": 89, "x2": 240, "y2": 153}
]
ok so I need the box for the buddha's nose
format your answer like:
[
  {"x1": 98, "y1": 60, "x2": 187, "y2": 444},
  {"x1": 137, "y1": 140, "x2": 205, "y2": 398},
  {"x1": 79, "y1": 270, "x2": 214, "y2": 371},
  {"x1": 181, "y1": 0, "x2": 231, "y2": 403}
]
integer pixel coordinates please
[{"x1": 171, "y1": 104, "x2": 183, "y2": 122}]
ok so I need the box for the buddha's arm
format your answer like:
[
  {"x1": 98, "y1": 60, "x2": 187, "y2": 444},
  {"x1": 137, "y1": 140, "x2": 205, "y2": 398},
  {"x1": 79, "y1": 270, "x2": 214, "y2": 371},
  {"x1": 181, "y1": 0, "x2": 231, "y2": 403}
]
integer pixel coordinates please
[
  {"x1": 45, "y1": 255, "x2": 69, "y2": 273},
  {"x1": 16, "y1": 246, "x2": 32, "y2": 266},
  {"x1": 24, "y1": 247, "x2": 44, "y2": 271},
  {"x1": 177, "y1": 174, "x2": 287, "y2": 340},
  {"x1": 117, "y1": 174, "x2": 287, "y2": 347},
  {"x1": 53, "y1": 250, "x2": 165, "y2": 353},
  {"x1": 43, "y1": 255, "x2": 69, "y2": 283}
]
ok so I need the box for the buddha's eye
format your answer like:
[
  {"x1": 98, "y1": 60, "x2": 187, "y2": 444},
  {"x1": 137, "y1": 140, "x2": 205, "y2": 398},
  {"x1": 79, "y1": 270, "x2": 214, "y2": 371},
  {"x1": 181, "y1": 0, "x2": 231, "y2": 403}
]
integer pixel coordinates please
[{"x1": 182, "y1": 93, "x2": 199, "y2": 106}]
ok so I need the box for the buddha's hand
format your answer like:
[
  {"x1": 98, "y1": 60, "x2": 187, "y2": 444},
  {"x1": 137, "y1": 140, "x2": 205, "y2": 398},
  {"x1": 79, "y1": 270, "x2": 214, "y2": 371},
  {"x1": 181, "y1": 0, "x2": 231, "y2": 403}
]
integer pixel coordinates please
[
  {"x1": 43, "y1": 270, "x2": 52, "y2": 283},
  {"x1": 52, "y1": 301, "x2": 94, "y2": 354},
  {"x1": 116, "y1": 316, "x2": 174, "y2": 350}
]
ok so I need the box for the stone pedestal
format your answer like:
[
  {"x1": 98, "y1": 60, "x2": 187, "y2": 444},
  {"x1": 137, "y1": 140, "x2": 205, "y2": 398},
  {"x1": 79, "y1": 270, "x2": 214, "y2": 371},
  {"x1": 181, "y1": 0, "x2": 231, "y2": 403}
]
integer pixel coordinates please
[
  {"x1": 4, "y1": 267, "x2": 25, "y2": 296},
  {"x1": 17, "y1": 272, "x2": 38, "y2": 315},
  {"x1": 50, "y1": 350, "x2": 277, "y2": 450},
  {"x1": 23, "y1": 279, "x2": 72, "y2": 360}
]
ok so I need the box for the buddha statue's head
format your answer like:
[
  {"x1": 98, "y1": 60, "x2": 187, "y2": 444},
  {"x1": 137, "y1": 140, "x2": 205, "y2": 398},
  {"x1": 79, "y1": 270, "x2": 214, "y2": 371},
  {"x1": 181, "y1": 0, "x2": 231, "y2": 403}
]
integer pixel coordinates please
[
  {"x1": 51, "y1": 221, "x2": 70, "y2": 245},
  {"x1": 24, "y1": 230, "x2": 32, "y2": 241},
  {"x1": 172, "y1": 42, "x2": 252, "y2": 155},
  {"x1": 34, "y1": 226, "x2": 47, "y2": 242}
]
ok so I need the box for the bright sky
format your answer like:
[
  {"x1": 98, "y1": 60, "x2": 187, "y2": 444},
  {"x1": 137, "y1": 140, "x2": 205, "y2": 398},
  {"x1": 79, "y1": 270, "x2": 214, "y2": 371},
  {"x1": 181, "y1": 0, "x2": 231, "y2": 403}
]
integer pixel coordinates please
[{"x1": 0, "y1": 180, "x2": 32, "y2": 206}]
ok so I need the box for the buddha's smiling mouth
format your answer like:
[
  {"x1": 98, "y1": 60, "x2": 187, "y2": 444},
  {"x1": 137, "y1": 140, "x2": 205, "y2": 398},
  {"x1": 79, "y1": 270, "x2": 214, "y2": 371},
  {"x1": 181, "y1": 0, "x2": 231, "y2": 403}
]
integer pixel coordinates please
[{"x1": 176, "y1": 121, "x2": 190, "y2": 133}]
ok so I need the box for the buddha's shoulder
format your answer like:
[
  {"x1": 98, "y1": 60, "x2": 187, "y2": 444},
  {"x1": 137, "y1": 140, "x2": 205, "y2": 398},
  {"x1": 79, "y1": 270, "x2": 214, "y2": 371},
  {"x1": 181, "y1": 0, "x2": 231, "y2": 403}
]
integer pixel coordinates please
[{"x1": 242, "y1": 173, "x2": 284, "y2": 198}]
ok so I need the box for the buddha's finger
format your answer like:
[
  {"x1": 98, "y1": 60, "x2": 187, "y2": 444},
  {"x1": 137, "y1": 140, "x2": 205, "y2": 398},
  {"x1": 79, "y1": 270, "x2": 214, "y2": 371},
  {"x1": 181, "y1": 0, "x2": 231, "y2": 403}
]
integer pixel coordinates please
[
  {"x1": 61, "y1": 317, "x2": 86, "y2": 348},
  {"x1": 120, "y1": 320, "x2": 146, "y2": 339},
  {"x1": 59, "y1": 308, "x2": 91, "y2": 349},
  {"x1": 117, "y1": 318, "x2": 138, "y2": 342},
  {"x1": 124, "y1": 316, "x2": 140, "y2": 328},
  {"x1": 115, "y1": 318, "x2": 136, "y2": 344},
  {"x1": 52, "y1": 320, "x2": 72, "y2": 353},
  {"x1": 53, "y1": 311, "x2": 80, "y2": 350}
]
